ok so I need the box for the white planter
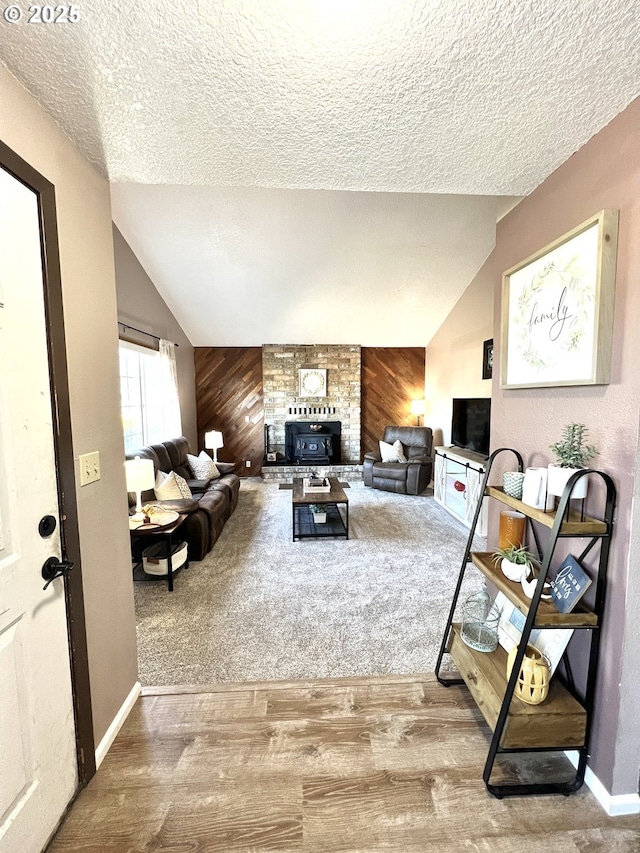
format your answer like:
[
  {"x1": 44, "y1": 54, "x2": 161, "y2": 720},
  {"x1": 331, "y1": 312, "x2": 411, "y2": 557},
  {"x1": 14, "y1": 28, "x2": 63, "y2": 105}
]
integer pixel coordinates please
[
  {"x1": 547, "y1": 464, "x2": 589, "y2": 499},
  {"x1": 500, "y1": 558, "x2": 528, "y2": 582},
  {"x1": 311, "y1": 511, "x2": 327, "y2": 524}
]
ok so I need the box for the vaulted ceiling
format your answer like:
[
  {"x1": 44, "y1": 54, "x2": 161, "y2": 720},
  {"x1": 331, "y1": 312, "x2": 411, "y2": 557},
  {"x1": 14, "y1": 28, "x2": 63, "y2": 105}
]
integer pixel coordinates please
[{"x1": 2, "y1": 0, "x2": 638, "y2": 344}]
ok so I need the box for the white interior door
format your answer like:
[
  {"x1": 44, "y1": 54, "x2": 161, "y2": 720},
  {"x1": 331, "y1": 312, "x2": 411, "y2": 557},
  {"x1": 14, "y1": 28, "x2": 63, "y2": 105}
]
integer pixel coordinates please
[{"x1": 0, "y1": 168, "x2": 77, "y2": 852}]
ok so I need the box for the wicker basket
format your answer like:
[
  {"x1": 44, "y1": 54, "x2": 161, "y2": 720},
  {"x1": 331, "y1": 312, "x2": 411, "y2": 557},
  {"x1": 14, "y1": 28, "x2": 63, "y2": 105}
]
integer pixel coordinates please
[{"x1": 506, "y1": 644, "x2": 550, "y2": 705}]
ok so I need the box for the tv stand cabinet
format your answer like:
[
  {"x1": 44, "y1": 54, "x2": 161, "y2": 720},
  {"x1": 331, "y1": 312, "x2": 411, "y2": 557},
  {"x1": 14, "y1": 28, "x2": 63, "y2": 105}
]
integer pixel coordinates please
[{"x1": 434, "y1": 446, "x2": 488, "y2": 536}]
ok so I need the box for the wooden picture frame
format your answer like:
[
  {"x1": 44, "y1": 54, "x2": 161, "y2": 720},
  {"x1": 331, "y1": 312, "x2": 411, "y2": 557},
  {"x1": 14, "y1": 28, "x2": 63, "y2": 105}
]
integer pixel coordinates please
[
  {"x1": 500, "y1": 210, "x2": 618, "y2": 389},
  {"x1": 482, "y1": 339, "x2": 493, "y2": 380}
]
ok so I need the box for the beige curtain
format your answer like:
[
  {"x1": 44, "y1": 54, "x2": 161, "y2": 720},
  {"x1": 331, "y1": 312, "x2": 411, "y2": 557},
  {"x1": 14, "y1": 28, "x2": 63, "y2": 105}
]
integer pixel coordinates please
[{"x1": 159, "y1": 339, "x2": 182, "y2": 438}]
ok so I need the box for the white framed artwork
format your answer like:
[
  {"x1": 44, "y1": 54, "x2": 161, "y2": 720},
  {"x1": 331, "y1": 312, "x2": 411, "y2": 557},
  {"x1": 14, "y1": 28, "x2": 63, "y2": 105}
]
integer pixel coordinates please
[
  {"x1": 299, "y1": 368, "x2": 327, "y2": 398},
  {"x1": 501, "y1": 209, "x2": 618, "y2": 389}
]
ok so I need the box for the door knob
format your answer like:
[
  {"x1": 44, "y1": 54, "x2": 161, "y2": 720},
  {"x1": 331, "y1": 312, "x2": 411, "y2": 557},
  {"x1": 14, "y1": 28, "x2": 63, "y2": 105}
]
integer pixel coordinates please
[{"x1": 41, "y1": 557, "x2": 74, "y2": 590}]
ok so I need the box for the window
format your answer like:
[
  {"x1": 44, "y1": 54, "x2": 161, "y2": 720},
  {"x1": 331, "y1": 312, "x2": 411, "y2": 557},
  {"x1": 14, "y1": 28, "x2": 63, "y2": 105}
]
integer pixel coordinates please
[{"x1": 119, "y1": 340, "x2": 181, "y2": 452}]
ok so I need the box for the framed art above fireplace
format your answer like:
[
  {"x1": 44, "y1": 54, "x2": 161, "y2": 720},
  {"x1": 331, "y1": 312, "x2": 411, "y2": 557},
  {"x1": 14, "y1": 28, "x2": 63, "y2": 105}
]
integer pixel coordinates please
[{"x1": 299, "y1": 368, "x2": 327, "y2": 397}]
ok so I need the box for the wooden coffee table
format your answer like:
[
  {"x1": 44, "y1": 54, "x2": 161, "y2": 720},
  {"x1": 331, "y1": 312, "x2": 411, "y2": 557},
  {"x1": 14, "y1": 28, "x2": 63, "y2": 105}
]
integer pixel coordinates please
[{"x1": 292, "y1": 477, "x2": 349, "y2": 541}]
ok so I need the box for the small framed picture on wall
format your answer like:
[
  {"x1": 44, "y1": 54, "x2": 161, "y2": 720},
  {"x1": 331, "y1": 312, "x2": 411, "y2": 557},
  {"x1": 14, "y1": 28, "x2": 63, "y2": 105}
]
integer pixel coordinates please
[{"x1": 483, "y1": 339, "x2": 493, "y2": 380}]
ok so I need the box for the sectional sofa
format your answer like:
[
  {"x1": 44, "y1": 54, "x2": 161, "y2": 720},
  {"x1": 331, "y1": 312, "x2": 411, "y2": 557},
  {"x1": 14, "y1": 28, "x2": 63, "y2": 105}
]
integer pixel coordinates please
[{"x1": 126, "y1": 436, "x2": 240, "y2": 560}]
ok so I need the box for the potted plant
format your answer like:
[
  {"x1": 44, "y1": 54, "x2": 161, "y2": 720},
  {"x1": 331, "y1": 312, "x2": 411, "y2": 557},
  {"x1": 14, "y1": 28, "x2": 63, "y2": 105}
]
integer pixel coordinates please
[
  {"x1": 548, "y1": 423, "x2": 598, "y2": 499},
  {"x1": 492, "y1": 545, "x2": 540, "y2": 582},
  {"x1": 308, "y1": 504, "x2": 327, "y2": 523}
]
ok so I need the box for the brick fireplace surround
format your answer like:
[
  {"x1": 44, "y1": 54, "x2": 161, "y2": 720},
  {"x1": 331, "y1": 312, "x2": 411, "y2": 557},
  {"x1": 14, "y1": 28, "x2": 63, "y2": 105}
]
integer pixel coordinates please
[{"x1": 262, "y1": 344, "x2": 362, "y2": 481}]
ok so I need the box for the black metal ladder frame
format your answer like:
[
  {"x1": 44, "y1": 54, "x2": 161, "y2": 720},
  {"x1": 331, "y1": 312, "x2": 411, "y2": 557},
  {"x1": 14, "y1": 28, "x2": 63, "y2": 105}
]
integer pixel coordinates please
[{"x1": 435, "y1": 447, "x2": 616, "y2": 798}]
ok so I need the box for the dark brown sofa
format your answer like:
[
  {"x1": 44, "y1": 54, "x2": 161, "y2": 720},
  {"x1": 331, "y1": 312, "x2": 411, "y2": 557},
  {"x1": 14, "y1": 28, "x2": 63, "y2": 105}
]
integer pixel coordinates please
[
  {"x1": 126, "y1": 436, "x2": 240, "y2": 561},
  {"x1": 363, "y1": 425, "x2": 433, "y2": 495}
]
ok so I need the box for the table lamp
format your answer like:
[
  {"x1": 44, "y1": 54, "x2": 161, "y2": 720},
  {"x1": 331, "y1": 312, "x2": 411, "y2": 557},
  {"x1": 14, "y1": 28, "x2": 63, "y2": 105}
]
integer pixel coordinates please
[
  {"x1": 125, "y1": 455, "x2": 155, "y2": 520},
  {"x1": 205, "y1": 430, "x2": 224, "y2": 463},
  {"x1": 411, "y1": 399, "x2": 426, "y2": 426}
]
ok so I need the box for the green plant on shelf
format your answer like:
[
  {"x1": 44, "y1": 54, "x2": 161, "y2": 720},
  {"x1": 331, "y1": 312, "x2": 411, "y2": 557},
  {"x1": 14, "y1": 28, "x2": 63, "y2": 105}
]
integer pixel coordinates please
[
  {"x1": 549, "y1": 422, "x2": 598, "y2": 468},
  {"x1": 491, "y1": 544, "x2": 540, "y2": 568}
]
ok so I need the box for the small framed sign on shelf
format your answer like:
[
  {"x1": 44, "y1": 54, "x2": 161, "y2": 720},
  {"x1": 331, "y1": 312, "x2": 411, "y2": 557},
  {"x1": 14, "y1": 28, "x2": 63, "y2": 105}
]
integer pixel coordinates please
[{"x1": 550, "y1": 555, "x2": 592, "y2": 614}]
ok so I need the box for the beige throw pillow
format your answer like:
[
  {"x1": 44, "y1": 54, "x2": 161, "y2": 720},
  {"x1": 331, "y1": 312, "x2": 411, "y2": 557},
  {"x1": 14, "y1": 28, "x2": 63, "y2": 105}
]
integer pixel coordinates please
[
  {"x1": 188, "y1": 450, "x2": 220, "y2": 480},
  {"x1": 155, "y1": 470, "x2": 193, "y2": 500},
  {"x1": 379, "y1": 439, "x2": 407, "y2": 463}
]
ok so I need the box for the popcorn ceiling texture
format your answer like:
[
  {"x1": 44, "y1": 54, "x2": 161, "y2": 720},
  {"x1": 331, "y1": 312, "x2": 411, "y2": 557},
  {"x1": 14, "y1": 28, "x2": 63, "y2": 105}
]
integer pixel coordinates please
[
  {"x1": 1, "y1": 0, "x2": 638, "y2": 194},
  {"x1": 3, "y1": 0, "x2": 637, "y2": 347}
]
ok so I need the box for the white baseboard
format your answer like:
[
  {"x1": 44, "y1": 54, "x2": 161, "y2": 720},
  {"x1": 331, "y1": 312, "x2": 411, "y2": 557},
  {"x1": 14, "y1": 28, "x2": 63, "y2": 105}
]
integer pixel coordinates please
[
  {"x1": 95, "y1": 680, "x2": 141, "y2": 769},
  {"x1": 565, "y1": 751, "x2": 640, "y2": 816}
]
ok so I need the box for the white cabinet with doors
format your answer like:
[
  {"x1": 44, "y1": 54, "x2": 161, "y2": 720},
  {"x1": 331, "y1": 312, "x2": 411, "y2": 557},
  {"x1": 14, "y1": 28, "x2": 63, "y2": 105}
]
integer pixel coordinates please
[{"x1": 434, "y1": 446, "x2": 488, "y2": 536}]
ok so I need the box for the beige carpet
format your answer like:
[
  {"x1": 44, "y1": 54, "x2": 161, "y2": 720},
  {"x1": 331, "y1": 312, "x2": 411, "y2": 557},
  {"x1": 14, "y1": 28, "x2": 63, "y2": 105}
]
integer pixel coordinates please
[{"x1": 133, "y1": 479, "x2": 484, "y2": 686}]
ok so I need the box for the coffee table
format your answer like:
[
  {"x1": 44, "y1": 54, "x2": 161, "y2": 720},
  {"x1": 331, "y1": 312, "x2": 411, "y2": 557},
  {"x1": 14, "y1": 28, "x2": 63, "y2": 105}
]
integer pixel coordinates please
[{"x1": 292, "y1": 477, "x2": 349, "y2": 541}]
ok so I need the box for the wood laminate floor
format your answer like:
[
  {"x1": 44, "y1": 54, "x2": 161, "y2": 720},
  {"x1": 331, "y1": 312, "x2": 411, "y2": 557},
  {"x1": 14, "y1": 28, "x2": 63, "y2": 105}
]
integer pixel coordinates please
[{"x1": 47, "y1": 674, "x2": 640, "y2": 852}]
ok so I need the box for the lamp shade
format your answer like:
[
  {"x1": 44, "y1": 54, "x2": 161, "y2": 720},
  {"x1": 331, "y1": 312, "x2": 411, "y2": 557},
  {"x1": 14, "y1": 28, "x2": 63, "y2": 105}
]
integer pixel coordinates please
[
  {"x1": 125, "y1": 455, "x2": 155, "y2": 516},
  {"x1": 410, "y1": 400, "x2": 426, "y2": 416},
  {"x1": 205, "y1": 430, "x2": 224, "y2": 450},
  {"x1": 125, "y1": 456, "x2": 155, "y2": 492}
]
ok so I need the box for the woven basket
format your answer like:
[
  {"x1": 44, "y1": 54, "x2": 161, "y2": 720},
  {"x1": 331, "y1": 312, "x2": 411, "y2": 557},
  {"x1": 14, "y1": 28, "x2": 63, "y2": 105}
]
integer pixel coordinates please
[{"x1": 506, "y1": 644, "x2": 550, "y2": 705}]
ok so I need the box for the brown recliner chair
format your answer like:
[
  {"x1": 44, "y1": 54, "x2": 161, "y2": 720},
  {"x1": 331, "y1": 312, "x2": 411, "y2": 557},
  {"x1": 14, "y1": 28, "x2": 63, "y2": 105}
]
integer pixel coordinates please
[{"x1": 363, "y1": 426, "x2": 433, "y2": 495}]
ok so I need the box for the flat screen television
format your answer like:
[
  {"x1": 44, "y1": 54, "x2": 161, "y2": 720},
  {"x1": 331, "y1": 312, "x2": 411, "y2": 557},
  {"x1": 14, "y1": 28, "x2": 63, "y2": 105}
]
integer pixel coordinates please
[{"x1": 451, "y1": 398, "x2": 491, "y2": 456}]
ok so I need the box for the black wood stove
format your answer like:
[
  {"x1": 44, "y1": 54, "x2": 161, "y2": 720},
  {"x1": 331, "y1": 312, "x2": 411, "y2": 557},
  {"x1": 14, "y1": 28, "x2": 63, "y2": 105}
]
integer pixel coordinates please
[{"x1": 284, "y1": 421, "x2": 342, "y2": 464}]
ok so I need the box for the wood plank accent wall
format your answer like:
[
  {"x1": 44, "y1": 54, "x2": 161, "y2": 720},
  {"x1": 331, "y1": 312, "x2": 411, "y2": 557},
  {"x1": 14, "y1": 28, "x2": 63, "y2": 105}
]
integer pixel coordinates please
[
  {"x1": 194, "y1": 348, "x2": 264, "y2": 476},
  {"x1": 361, "y1": 347, "x2": 426, "y2": 458}
]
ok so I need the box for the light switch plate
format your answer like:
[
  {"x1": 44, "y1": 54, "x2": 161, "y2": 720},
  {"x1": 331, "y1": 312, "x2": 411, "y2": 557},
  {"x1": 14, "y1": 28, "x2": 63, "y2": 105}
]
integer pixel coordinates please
[{"x1": 79, "y1": 451, "x2": 101, "y2": 486}]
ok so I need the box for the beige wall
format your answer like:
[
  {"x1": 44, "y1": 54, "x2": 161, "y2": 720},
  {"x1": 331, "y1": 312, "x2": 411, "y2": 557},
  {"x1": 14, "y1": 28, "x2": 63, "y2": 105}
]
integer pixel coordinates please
[
  {"x1": 113, "y1": 225, "x2": 197, "y2": 447},
  {"x1": 487, "y1": 100, "x2": 639, "y2": 795},
  {"x1": 1, "y1": 67, "x2": 138, "y2": 746},
  {"x1": 425, "y1": 267, "x2": 493, "y2": 447}
]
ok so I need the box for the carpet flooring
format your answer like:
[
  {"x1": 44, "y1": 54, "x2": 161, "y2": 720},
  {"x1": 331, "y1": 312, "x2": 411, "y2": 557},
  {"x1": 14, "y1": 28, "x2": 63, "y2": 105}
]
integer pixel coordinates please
[{"x1": 134, "y1": 479, "x2": 485, "y2": 686}]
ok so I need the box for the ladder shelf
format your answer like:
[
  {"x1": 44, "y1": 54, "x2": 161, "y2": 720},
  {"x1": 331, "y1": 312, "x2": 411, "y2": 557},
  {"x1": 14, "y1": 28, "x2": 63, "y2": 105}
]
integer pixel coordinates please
[{"x1": 435, "y1": 447, "x2": 616, "y2": 798}]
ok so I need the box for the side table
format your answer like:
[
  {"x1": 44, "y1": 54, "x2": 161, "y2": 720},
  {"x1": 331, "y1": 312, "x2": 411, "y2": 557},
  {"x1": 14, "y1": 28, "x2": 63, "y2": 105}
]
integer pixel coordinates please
[{"x1": 130, "y1": 513, "x2": 188, "y2": 592}]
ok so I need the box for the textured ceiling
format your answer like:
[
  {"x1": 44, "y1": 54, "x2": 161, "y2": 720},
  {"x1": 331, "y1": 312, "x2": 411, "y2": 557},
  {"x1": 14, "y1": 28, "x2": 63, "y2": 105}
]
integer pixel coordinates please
[
  {"x1": 1, "y1": 0, "x2": 638, "y2": 193},
  {"x1": 111, "y1": 185, "x2": 507, "y2": 346},
  {"x1": 2, "y1": 0, "x2": 638, "y2": 345}
]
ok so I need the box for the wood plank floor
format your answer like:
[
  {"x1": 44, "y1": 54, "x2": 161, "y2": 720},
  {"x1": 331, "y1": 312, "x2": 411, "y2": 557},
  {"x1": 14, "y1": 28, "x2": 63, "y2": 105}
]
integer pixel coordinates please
[{"x1": 47, "y1": 674, "x2": 640, "y2": 853}]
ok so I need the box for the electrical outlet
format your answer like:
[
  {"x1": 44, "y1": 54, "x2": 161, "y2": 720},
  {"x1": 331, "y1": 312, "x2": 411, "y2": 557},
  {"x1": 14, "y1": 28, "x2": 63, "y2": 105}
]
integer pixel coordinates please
[
  {"x1": 244, "y1": 415, "x2": 250, "y2": 423},
  {"x1": 79, "y1": 451, "x2": 101, "y2": 486},
  {"x1": 245, "y1": 460, "x2": 251, "y2": 467}
]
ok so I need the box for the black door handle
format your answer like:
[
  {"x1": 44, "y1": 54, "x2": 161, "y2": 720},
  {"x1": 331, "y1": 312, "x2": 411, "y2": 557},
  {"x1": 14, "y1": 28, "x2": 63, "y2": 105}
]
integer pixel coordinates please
[{"x1": 42, "y1": 557, "x2": 74, "y2": 590}]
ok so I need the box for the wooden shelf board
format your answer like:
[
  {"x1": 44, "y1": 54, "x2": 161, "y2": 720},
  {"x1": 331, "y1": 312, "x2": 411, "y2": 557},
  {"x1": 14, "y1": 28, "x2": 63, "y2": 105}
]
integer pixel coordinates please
[
  {"x1": 471, "y1": 552, "x2": 597, "y2": 627},
  {"x1": 486, "y1": 486, "x2": 607, "y2": 535},
  {"x1": 448, "y1": 624, "x2": 586, "y2": 749}
]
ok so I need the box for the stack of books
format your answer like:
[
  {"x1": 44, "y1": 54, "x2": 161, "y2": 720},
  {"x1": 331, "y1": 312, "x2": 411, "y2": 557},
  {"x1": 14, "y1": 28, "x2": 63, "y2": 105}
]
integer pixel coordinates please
[{"x1": 303, "y1": 477, "x2": 331, "y2": 493}]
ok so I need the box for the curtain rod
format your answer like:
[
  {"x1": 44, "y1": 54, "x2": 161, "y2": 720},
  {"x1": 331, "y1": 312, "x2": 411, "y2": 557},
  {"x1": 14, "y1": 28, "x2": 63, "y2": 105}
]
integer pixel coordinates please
[{"x1": 118, "y1": 322, "x2": 179, "y2": 347}]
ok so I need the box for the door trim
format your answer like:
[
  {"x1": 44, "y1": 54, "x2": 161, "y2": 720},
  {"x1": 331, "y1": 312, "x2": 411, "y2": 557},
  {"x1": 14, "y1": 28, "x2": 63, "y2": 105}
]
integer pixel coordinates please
[{"x1": 0, "y1": 140, "x2": 96, "y2": 785}]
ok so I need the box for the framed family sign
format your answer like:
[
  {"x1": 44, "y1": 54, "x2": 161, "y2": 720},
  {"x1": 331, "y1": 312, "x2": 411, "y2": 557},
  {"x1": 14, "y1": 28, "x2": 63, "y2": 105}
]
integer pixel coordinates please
[{"x1": 500, "y1": 209, "x2": 619, "y2": 389}]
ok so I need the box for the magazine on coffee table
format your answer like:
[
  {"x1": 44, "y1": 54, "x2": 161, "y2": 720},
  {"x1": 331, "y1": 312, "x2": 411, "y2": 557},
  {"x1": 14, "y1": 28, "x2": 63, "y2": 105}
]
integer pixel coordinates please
[{"x1": 494, "y1": 591, "x2": 572, "y2": 676}]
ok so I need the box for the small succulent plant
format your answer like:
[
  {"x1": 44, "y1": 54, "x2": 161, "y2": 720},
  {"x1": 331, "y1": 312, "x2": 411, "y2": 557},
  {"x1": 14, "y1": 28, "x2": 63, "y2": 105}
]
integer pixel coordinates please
[{"x1": 549, "y1": 423, "x2": 598, "y2": 469}]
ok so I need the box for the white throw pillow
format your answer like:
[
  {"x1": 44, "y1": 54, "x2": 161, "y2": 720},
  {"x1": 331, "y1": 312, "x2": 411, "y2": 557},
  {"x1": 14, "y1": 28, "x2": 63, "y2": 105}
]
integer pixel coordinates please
[
  {"x1": 187, "y1": 450, "x2": 220, "y2": 480},
  {"x1": 155, "y1": 470, "x2": 193, "y2": 500},
  {"x1": 379, "y1": 439, "x2": 407, "y2": 463}
]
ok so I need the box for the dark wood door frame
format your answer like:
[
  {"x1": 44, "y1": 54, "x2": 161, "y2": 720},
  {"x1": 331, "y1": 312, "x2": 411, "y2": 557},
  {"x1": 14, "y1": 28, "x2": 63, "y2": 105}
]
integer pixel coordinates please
[{"x1": 0, "y1": 140, "x2": 96, "y2": 785}]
